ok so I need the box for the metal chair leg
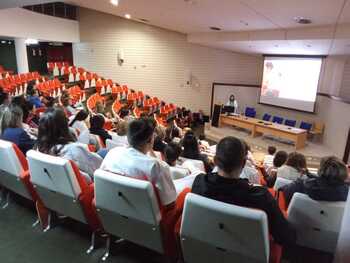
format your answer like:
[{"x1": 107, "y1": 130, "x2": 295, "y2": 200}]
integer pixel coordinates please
[
  {"x1": 86, "y1": 231, "x2": 96, "y2": 254},
  {"x1": 43, "y1": 212, "x2": 52, "y2": 232},
  {"x1": 1, "y1": 192, "x2": 10, "y2": 209},
  {"x1": 101, "y1": 236, "x2": 111, "y2": 261}
]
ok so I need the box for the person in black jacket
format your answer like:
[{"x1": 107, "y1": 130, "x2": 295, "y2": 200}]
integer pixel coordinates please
[
  {"x1": 281, "y1": 156, "x2": 349, "y2": 205},
  {"x1": 89, "y1": 114, "x2": 112, "y2": 144},
  {"x1": 191, "y1": 136, "x2": 296, "y2": 246}
]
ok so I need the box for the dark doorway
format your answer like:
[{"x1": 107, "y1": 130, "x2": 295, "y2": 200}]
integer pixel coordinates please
[
  {"x1": 27, "y1": 42, "x2": 73, "y2": 75},
  {"x1": 343, "y1": 127, "x2": 350, "y2": 164},
  {"x1": 0, "y1": 38, "x2": 17, "y2": 74}
]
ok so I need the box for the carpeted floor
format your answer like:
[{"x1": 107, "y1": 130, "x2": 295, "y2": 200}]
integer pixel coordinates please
[{"x1": 0, "y1": 194, "x2": 164, "y2": 263}]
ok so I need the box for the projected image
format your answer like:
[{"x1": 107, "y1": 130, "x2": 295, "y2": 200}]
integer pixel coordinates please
[{"x1": 260, "y1": 57, "x2": 323, "y2": 112}]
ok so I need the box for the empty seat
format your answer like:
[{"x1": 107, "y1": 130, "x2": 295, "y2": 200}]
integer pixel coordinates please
[
  {"x1": 94, "y1": 169, "x2": 178, "y2": 260},
  {"x1": 272, "y1": 116, "x2": 284, "y2": 124},
  {"x1": 26, "y1": 150, "x2": 100, "y2": 231},
  {"x1": 288, "y1": 193, "x2": 346, "y2": 253},
  {"x1": 300, "y1": 121, "x2": 312, "y2": 131},
  {"x1": 180, "y1": 193, "x2": 281, "y2": 263},
  {"x1": 0, "y1": 140, "x2": 38, "y2": 204},
  {"x1": 262, "y1": 113, "x2": 271, "y2": 122},
  {"x1": 245, "y1": 107, "x2": 257, "y2": 118},
  {"x1": 284, "y1": 119, "x2": 296, "y2": 127}
]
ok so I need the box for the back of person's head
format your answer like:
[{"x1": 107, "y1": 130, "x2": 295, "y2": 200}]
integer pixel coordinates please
[
  {"x1": 44, "y1": 96, "x2": 56, "y2": 108},
  {"x1": 26, "y1": 83, "x2": 36, "y2": 96},
  {"x1": 273, "y1": 151, "x2": 288, "y2": 168},
  {"x1": 119, "y1": 108, "x2": 130, "y2": 119},
  {"x1": 116, "y1": 120, "x2": 128, "y2": 136},
  {"x1": 37, "y1": 107, "x2": 75, "y2": 154},
  {"x1": 164, "y1": 142, "x2": 182, "y2": 166},
  {"x1": 127, "y1": 118, "x2": 155, "y2": 149},
  {"x1": 181, "y1": 131, "x2": 199, "y2": 159},
  {"x1": 268, "y1": 146, "x2": 277, "y2": 155},
  {"x1": 90, "y1": 114, "x2": 105, "y2": 130},
  {"x1": 318, "y1": 156, "x2": 348, "y2": 185},
  {"x1": 215, "y1": 136, "x2": 246, "y2": 176},
  {"x1": 11, "y1": 95, "x2": 26, "y2": 108},
  {"x1": 1, "y1": 105, "x2": 23, "y2": 133},
  {"x1": 69, "y1": 109, "x2": 89, "y2": 127},
  {"x1": 0, "y1": 88, "x2": 9, "y2": 106},
  {"x1": 286, "y1": 152, "x2": 307, "y2": 172},
  {"x1": 23, "y1": 100, "x2": 34, "y2": 121}
]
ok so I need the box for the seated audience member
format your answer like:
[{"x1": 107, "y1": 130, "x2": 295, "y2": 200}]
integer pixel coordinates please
[
  {"x1": 263, "y1": 146, "x2": 277, "y2": 168},
  {"x1": 94, "y1": 101, "x2": 105, "y2": 116},
  {"x1": 100, "y1": 118, "x2": 177, "y2": 207},
  {"x1": 265, "y1": 150, "x2": 288, "y2": 187},
  {"x1": 240, "y1": 141, "x2": 260, "y2": 184},
  {"x1": 36, "y1": 107, "x2": 102, "y2": 181},
  {"x1": 153, "y1": 125, "x2": 167, "y2": 153},
  {"x1": 165, "y1": 117, "x2": 182, "y2": 143},
  {"x1": 23, "y1": 101, "x2": 39, "y2": 128},
  {"x1": 61, "y1": 93, "x2": 77, "y2": 116},
  {"x1": 181, "y1": 131, "x2": 213, "y2": 173},
  {"x1": 191, "y1": 136, "x2": 296, "y2": 246},
  {"x1": 0, "y1": 105, "x2": 36, "y2": 154},
  {"x1": 242, "y1": 141, "x2": 257, "y2": 167},
  {"x1": 89, "y1": 114, "x2": 112, "y2": 144},
  {"x1": 111, "y1": 120, "x2": 128, "y2": 146},
  {"x1": 277, "y1": 152, "x2": 307, "y2": 181},
  {"x1": 69, "y1": 109, "x2": 90, "y2": 133},
  {"x1": 119, "y1": 107, "x2": 134, "y2": 122},
  {"x1": 0, "y1": 88, "x2": 10, "y2": 107},
  {"x1": 281, "y1": 156, "x2": 349, "y2": 204},
  {"x1": 164, "y1": 142, "x2": 190, "y2": 180},
  {"x1": 27, "y1": 83, "x2": 43, "y2": 108}
]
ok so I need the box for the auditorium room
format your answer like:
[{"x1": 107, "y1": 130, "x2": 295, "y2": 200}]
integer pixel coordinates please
[{"x1": 1, "y1": 0, "x2": 350, "y2": 262}]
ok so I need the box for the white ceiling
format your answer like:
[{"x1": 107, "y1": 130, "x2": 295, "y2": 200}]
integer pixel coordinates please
[
  {"x1": 67, "y1": 0, "x2": 350, "y2": 33},
  {"x1": 0, "y1": 0, "x2": 57, "y2": 9},
  {"x1": 4, "y1": 0, "x2": 350, "y2": 55}
]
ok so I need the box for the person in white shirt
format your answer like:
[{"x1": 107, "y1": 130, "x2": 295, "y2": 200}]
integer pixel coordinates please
[
  {"x1": 277, "y1": 152, "x2": 308, "y2": 181},
  {"x1": 36, "y1": 108, "x2": 103, "y2": 183},
  {"x1": 240, "y1": 141, "x2": 260, "y2": 184},
  {"x1": 100, "y1": 118, "x2": 177, "y2": 206},
  {"x1": 69, "y1": 109, "x2": 90, "y2": 134},
  {"x1": 263, "y1": 146, "x2": 277, "y2": 169},
  {"x1": 225, "y1": 94, "x2": 238, "y2": 113},
  {"x1": 111, "y1": 120, "x2": 128, "y2": 146},
  {"x1": 164, "y1": 142, "x2": 190, "y2": 180}
]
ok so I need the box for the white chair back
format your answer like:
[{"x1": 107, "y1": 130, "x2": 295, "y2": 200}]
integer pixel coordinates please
[
  {"x1": 180, "y1": 193, "x2": 270, "y2": 263},
  {"x1": 94, "y1": 169, "x2": 163, "y2": 253},
  {"x1": 0, "y1": 140, "x2": 31, "y2": 199},
  {"x1": 180, "y1": 157, "x2": 205, "y2": 173},
  {"x1": 273, "y1": 177, "x2": 292, "y2": 190},
  {"x1": 288, "y1": 193, "x2": 346, "y2": 253},
  {"x1": 27, "y1": 150, "x2": 87, "y2": 223}
]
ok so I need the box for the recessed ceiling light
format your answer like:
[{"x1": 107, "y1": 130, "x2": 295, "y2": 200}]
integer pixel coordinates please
[
  {"x1": 1, "y1": 40, "x2": 6, "y2": 44},
  {"x1": 274, "y1": 44, "x2": 279, "y2": 47},
  {"x1": 306, "y1": 44, "x2": 312, "y2": 48},
  {"x1": 294, "y1": 16, "x2": 312, "y2": 24},
  {"x1": 125, "y1": 14, "x2": 131, "y2": 19},
  {"x1": 210, "y1": 26, "x2": 221, "y2": 31},
  {"x1": 110, "y1": 0, "x2": 119, "y2": 6}
]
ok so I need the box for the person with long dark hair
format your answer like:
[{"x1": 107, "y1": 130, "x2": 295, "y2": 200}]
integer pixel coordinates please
[
  {"x1": 181, "y1": 131, "x2": 212, "y2": 173},
  {"x1": 69, "y1": 109, "x2": 89, "y2": 133},
  {"x1": 89, "y1": 114, "x2": 112, "y2": 144},
  {"x1": 36, "y1": 107, "x2": 102, "y2": 181}
]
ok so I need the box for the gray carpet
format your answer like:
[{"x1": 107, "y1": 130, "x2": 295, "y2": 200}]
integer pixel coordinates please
[{"x1": 0, "y1": 194, "x2": 164, "y2": 263}]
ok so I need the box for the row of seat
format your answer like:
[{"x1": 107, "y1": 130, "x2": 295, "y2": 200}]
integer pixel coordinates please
[
  {"x1": 0, "y1": 139, "x2": 346, "y2": 262},
  {"x1": 245, "y1": 107, "x2": 324, "y2": 134}
]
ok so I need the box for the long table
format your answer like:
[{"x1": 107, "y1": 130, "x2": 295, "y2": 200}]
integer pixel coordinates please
[{"x1": 219, "y1": 114, "x2": 307, "y2": 149}]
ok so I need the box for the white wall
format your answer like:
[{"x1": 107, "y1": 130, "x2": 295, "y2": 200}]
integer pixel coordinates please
[
  {"x1": 72, "y1": 8, "x2": 262, "y2": 114},
  {"x1": 0, "y1": 8, "x2": 79, "y2": 43}
]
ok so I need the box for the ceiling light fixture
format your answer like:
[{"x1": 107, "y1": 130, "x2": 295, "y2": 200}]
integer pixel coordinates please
[
  {"x1": 294, "y1": 16, "x2": 312, "y2": 24},
  {"x1": 110, "y1": 0, "x2": 119, "y2": 6},
  {"x1": 125, "y1": 14, "x2": 131, "y2": 19},
  {"x1": 210, "y1": 26, "x2": 221, "y2": 31},
  {"x1": 24, "y1": 38, "x2": 39, "y2": 45}
]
